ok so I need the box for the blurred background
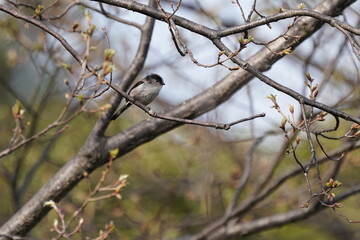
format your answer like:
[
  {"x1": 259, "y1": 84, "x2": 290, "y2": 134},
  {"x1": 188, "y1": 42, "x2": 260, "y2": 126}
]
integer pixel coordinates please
[{"x1": 1, "y1": 0, "x2": 360, "y2": 239}]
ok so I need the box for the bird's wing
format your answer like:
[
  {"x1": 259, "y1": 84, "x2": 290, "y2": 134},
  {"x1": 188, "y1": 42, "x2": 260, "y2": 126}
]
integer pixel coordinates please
[{"x1": 128, "y1": 80, "x2": 145, "y2": 93}]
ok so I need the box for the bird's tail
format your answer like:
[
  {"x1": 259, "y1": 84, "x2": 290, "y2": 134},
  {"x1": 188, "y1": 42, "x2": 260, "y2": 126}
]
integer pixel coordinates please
[{"x1": 111, "y1": 103, "x2": 132, "y2": 120}]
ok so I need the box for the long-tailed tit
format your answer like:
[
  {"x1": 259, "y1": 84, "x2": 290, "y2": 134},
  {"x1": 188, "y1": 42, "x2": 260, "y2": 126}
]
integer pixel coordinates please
[{"x1": 111, "y1": 74, "x2": 165, "y2": 120}]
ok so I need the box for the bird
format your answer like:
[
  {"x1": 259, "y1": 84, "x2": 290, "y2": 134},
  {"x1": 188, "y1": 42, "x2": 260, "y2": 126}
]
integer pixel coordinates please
[{"x1": 111, "y1": 74, "x2": 165, "y2": 120}]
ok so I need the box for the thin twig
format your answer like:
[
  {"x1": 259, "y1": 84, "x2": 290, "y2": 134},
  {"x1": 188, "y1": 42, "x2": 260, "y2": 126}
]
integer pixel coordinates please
[
  {"x1": 225, "y1": 137, "x2": 263, "y2": 216},
  {"x1": 108, "y1": 81, "x2": 265, "y2": 130}
]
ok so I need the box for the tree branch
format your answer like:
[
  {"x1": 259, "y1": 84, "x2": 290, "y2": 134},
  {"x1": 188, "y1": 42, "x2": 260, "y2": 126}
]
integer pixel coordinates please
[{"x1": 108, "y1": 82, "x2": 265, "y2": 130}]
